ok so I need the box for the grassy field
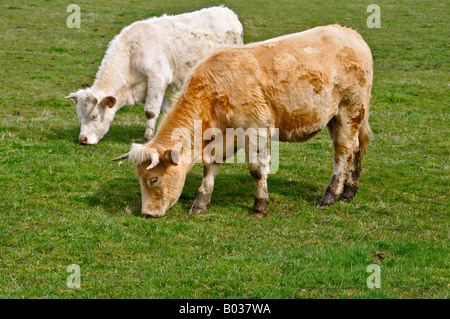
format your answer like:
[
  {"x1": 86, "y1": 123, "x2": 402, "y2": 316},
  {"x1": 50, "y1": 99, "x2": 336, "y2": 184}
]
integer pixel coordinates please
[{"x1": 0, "y1": 0, "x2": 448, "y2": 298}]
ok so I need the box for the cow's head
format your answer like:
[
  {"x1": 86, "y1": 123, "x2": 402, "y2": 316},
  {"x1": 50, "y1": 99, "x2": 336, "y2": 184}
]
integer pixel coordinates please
[
  {"x1": 127, "y1": 143, "x2": 187, "y2": 218},
  {"x1": 65, "y1": 89, "x2": 117, "y2": 145}
]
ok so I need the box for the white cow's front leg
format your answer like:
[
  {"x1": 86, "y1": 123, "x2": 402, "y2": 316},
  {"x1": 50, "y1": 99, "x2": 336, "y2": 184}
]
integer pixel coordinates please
[
  {"x1": 160, "y1": 94, "x2": 171, "y2": 115},
  {"x1": 143, "y1": 80, "x2": 167, "y2": 142}
]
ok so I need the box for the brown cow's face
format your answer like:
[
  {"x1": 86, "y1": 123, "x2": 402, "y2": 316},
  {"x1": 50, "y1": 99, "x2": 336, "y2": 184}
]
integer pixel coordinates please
[{"x1": 132, "y1": 146, "x2": 186, "y2": 218}]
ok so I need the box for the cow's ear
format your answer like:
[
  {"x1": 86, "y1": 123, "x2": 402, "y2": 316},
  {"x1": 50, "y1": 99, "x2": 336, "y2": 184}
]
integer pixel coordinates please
[
  {"x1": 99, "y1": 96, "x2": 117, "y2": 108},
  {"x1": 163, "y1": 149, "x2": 179, "y2": 166},
  {"x1": 65, "y1": 93, "x2": 77, "y2": 105}
]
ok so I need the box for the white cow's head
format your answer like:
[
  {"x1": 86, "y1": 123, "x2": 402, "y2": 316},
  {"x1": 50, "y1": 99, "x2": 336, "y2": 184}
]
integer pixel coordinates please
[{"x1": 65, "y1": 89, "x2": 117, "y2": 145}]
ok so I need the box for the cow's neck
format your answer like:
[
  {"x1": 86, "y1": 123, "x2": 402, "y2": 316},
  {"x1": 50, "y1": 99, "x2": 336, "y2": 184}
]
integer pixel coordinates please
[
  {"x1": 91, "y1": 81, "x2": 130, "y2": 109},
  {"x1": 150, "y1": 87, "x2": 212, "y2": 168},
  {"x1": 90, "y1": 47, "x2": 135, "y2": 108}
]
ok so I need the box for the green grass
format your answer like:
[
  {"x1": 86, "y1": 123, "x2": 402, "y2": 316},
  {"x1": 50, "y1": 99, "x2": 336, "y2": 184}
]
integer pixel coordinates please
[{"x1": 0, "y1": 0, "x2": 448, "y2": 298}]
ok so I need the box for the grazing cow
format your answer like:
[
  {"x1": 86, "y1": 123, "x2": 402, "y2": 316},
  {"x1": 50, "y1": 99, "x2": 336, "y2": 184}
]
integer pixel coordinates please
[
  {"x1": 115, "y1": 25, "x2": 373, "y2": 218},
  {"x1": 65, "y1": 6, "x2": 243, "y2": 145}
]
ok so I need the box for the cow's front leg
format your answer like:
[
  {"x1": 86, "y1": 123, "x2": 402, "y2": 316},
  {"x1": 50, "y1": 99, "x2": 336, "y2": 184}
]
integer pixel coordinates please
[
  {"x1": 189, "y1": 163, "x2": 221, "y2": 215},
  {"x1": 143, "y1": 80, "x2": 167, "y2": 143},
  {"x1": 248, "y1": 165, "x2": 269, "y2": 218},
  {"x1": 246, "y1": 132, "x2": 270, "y2": 217},
  {"x1": 160, "y1": 94, "x2": 171, "y2": 115}
]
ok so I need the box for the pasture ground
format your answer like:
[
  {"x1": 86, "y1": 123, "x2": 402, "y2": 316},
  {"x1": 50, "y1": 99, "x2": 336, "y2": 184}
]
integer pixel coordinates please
[{"x1": 0, "y1": 0, "x2": 448, "y2": 298}]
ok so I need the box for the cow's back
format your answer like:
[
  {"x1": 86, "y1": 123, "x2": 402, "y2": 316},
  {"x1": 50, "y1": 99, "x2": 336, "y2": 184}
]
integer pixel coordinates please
[
  {"x1": 248, "y1": 25, "x2": 373, "y2": 102},
  {"x1": 255, "y1": 25, "x2": 373, "y2": 141},
  {"x1": 108, "y1": 7, "x2": 243, "y2": 90},
  {"x1": 198, "y1": 25, "x2": 372, "y2": 142},
  {"x1": 147, "y1": 6, "x2": 243, "y2": 87}
]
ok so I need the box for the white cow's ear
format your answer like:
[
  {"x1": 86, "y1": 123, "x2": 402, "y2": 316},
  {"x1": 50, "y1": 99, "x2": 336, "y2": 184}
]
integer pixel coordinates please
[
  {"x1": 163, "y1": 149, "x2": 180, "y2": 166},
  {"x1": 99, "y1": 96, "x2": 117, "y2": 108},
  {"x1": 64, "y1": 93, "x2": 77, "y2": 105}
]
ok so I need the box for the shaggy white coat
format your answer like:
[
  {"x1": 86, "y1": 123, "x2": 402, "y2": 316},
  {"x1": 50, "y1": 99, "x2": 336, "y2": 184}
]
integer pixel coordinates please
[{"x1": 67, "y1": 6, "x2": 243, "y2": 144}]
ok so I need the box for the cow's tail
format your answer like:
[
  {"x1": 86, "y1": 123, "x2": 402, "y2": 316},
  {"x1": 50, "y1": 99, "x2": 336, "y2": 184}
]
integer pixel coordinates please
[{"x1": 358, "y1": 109, "x2": 372, "y2": 157}]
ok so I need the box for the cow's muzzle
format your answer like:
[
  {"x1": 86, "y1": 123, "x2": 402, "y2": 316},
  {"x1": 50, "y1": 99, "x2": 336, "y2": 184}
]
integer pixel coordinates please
[
  {"x1": 142, "y1": 210, "x2": 165, "y2": 218},
  {"x1": 79, "y1": 135, "x2": 89, "y2": 145}
]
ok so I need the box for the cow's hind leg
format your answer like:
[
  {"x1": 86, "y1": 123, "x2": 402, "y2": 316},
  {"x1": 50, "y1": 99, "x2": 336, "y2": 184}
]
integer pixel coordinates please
[
  {"x1": 189, "y1": 163, "x2": 221, "y2": 215},
  {"x1": 319, "y1": 116, "x2": 360, "y2": 207},
  {"x1": 341, "y1": 107, "x2": 371, "y2": 202},
  {"x1": 340, "y1": 150, "x2": 361, "y2": 202}
]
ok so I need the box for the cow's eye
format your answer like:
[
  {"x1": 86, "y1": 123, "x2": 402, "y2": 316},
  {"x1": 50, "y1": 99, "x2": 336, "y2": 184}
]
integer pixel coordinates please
[
  {"x1": 147, "y1": 176, "x2": 159, "y2": 187},
  {"x1": 92, "y1": 114, "x2": 98, "y2": 120}
]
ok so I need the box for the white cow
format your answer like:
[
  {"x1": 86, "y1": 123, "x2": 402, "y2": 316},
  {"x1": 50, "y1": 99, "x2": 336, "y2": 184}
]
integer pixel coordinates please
[{"x1": 65, "y1": 6, "x2": 243, "y2": 144}]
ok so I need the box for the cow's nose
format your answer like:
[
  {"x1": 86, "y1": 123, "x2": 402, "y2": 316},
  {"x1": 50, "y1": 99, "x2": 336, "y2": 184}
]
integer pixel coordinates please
[
  {"x1": 79, "y1": 135, "x2": 88, "y2": 145},
  {"x1": 142, "y1": 210, "x2": 164, "y2": 218}
]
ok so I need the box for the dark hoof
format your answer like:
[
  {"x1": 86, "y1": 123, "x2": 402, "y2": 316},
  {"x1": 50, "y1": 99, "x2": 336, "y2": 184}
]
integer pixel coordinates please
[
  {"x1": 142, "y1": 132, "x2": 155, "y2": 144},
  {"x1": 190, "y1": 208, "x2": 206, "y2": 215},
  {"x1": 142, "y1": 137, "x2": 151, "y2": 144},
  {"x1": 189, "y1": 204, "x2": 207, "y2": 215},
  {"x1": 251, "y1": 211, "x2": 267, "y2": 218},
  {"x1": 317, "y1": 192, "x2": 338, "y2": 208},
  {"x1": 189, "y1": 194, "x2": 211, "y2": 215},
  {"x1": 340, "y1": 185, "x2": 359, "y2": 202},
  {"x1": 251, "y1": 198, "x2": 268, "y2": 217}
]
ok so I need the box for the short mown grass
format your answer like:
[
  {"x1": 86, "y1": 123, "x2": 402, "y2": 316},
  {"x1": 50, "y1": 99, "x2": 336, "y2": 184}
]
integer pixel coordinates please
[{"x1": 0, "y1": 0, "x2": 448, "y2": 298}]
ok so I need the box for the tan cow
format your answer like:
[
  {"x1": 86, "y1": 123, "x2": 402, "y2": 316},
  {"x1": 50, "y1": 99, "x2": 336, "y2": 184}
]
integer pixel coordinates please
[{"x1": 114, "y1": 25, "x2": 373, "y2": 218}]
